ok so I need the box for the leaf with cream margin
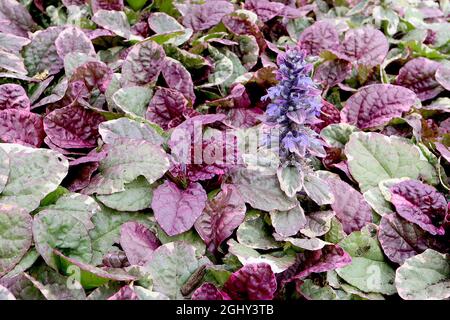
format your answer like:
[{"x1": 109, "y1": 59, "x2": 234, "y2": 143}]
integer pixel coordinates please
[
  {"x1": 0, "y1": 143, "x2": 68, "y2": 212},
  {"x1": 227, "y1": 239, "x2": 296, "y2": 273},
  {"x1": 303, "y1": 173, "x2": 334, "y2": 206},
  {"x1": 344, "y1": 132, "x2": 437, "y2": 192},
  {"x1": 83, "y1": 139, "x2": 170, "y2": 195},
  {"x1": 395, "y1": 249, "x2": 450, "y2": 300},
  {"x1": 237, "y1": 215, "x2": 281, "y2": 250},
  {"x1": 277, "y1": 164, "x2": 304, "y2": 198},
  {"x1": 144, "y1": 241, "x2": 210, "y2": 299},
  {"x1": 231, "y1": 168, "x2": 297, "y2": 212},
  {"x1": 98, "y1": 117, "x2": 164, "y2": 146},
  {"x1": 270, "y1": 204, "x2": 306, "y2": 238}
]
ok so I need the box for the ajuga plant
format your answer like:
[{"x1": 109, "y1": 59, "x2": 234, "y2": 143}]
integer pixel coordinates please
[{"x1": 262, "y1": 45, "x2": 327, "y2": 198}]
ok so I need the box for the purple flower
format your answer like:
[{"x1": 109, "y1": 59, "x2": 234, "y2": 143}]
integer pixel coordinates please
[{"x1": 262, "y1": 45, "x2": 325, "y2": 161}]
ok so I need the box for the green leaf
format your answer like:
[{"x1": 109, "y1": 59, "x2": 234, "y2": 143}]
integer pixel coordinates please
[
  {"x1": 0, "y1": 142, "x2": 9, "y2": 193},
  {"x1": 97, "y1": 176, "x2": 153, "y2": 212},
  {"x1": 145, "y1": 241, "x2": 210, "y2": 299},
  {"x1": 320, "y1": 123, "x2": 358, "y2": 149},
  {"x1": 303, "y1": 173, "x2": 334, "y2": 205},
  {"x1": 0, "y1": 284, "x2": 15, "y2": 300},
  {"x1": 277, "y1": 165, "x2": 304, "y2": 198},
  {"x1": 299, "y1": 279, "x2": 338, "y2": 300},
  {"x1": 363, "y1": 187, "x2": 394, "y2": 216},
  {"x1": 395, "y1": 249, "x2": 450, "y2": 300},
  {"x1": 0, "y1": 144, "x2": 68, "y2": 213},
  {"x1": 88, "y1": 205, "x2": 154, "y2": 265},
  {"x1": 345, "y1": 132, "x2": 437, "y2": 192},
  {"x1": 324, "y1": 217, "x2": 347, "y2": 244},
  {"x1": 197, "y1": 46, "x2": 234, "y2": 88},
  {"x1": 32, "y1": 193, "x2": 99, "y2": 268},
  {"x1": 112, "y1": 86, "x2": 153, "y2": 118},
  {"x1": 0, "y1": 205, "x2": 32, "y2": 277},
  {"x1": 270, "y1": 204, "x2": 306, "y2": 238},
  {"x1": 83, "y1": 139, "x2": 170, "y2": 195},
  {"x1": 236, "y1": 216, "x2": 281, "y2": 250}
]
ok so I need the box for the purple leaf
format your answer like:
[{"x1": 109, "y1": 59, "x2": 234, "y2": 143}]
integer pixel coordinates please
[
  {"x1": 194, "y1": 184, "x2": 246, "y2": 252},
  {"x1": 120, "y1": 222, "x2": 161, "y2": 266},
  {"x1": 0, "y1": 109, "x2": 45, "y2": 147},
  {"x1": 312, "y1": 99, "x2": 341, "y2": 132},
  {"x1": 341, "y1": 84, "x2": 417, "y2": 129},
  {"x1": 107, "y1": 285, "x2": 138, "y2": 300},
  {"x1": 191, "y1": 283, "x2": 229, "y2": 300},
  {"x1": 152, "y1": 181, "x2": 207, "y2": 236},
  {"x1": 55, "y1": 27, "x2": 96, "y2": 60},
  {"x1": 244, "y1": 0, "x2": 285, "y2": 22},
  {"x1": 278, "y1": 245, "x2": 351, "y2": 285},
  {"x1": 298, "y1": 21, "x2": 340, "y2": 56},
  {"x1": 207, "y1": 84, "x2": 251, "y2": 109},
  {"x1": 395, "y1": 58, "x2": 444, "y2": 101},
  {"x1": 145, "y1": 87, "x2": 189, "y2": 130},
  {"x1": 0, "y1": 84, "x2": 30, "y2": 111},
  {"x1": 223, "y1": 263, "x2": 277, "y2": 300},
  {"x1": 70, "y1": 61, "x2": 113, "y2": 94},
  {"x1": 44, "y1": 105, "x2": 105, "y2": 149},
  {"x1": 22, "y1": 26, "x2": 65, "y2": 76},
  {"x1": 121, "y1": 40, "x2": 166, "y2": 87},
  {"x1": 379, "y1": 213, "x2": 447, "y2": 265},
  {"x1": 65, "y1": 162, "x2": 99, "y2": 192},
  {"x1": 162, "y1": 58, "x2": 195, "y2": 103},
  {"x1": 326, "y1": 176, "x2": 372, "y2": 234},
  {"x1": 180, "y1": 1, "x2": 234, "y2": 32},
  {"x1": 435, "y1": 64, "x2": 450, "y2": 91},
  {"x1": 342, "y1": 27, "x2": 388, "y2": 67},
  {"x1": 91, "y1": 0, "x2": 124, "y2": 12},
  {"x1": 0, "y1": 0, "x2": 37, "y2": 37},
  {"x1": 389, "y1": 179, "x2": 447, "y2": 236},
  {"x1": 314, "y1": 59, "x2": 352, "y2": 88}
]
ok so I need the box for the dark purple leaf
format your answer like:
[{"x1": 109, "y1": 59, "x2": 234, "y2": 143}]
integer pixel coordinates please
[
  {"x1": 298, "y1": 21, "x2": 340, "y2": 56},
  {"x1": 341, "y1": 84, "x2": 417, "y2": 129},
  {"x1": 55, "y1": 27, "x2": 96, "y2": 60},
  {"x1": 107, "y1": 285, "x2": 138, "y2": 300},
  {"x1": 0, "y1": 109, "x2": 45, "y2": 147},
  {"x1": 326, "y1": 176, "x2": 372, "y2": 234},
  {"x1": 390, "y1": 179, "x2": 447, "y2": 236},
  {"x1": 278, "y1": 245, "x2": 351, "y2": 285},
  {"x1": 180, "y1": 1, "x2": 234, "y2": 32},
  {"x1": 0, "y1": 84, "x2": 30, "y2": 111},
  {"x1": 65, "y1": 162, "x2": 99, "y2": 192},
  {"x1": 223, "y1": 263, "x2": 277, "y2": 300},
  {"x1": 44, "y1": 105, "x2": 105, "y2": 149},
  {"x1": 0, "y1": 0, "x2": 37, "y2": 37},
  {"x1": 395, "y1": 58, "x2": 444, "y2": 101},
  {"x1": 314, "y1": 59, "x2": 352, "y2": 88},
  {"x1": 312, "y1": 99, "x2": 341, "y2": 132},
  {"x1": 162, "y1": 57, "x2": 195, "y2": 103},
  {"x1": 152, "y1": 181, "x2": 207, "y2": 236},
  {"x1": 121, "y1": 39, "x2": 166, "y2": 87},
  {"x1": 145, "y1": 87, "x2": 189, "y2": 130},
  {"x1": 342, "y1": 27, "x2": 388, "y2": 67},
  {"x1": 91, "y1": 0, "x2": 124, "y2": 12},
  {"x1": 70, "y1": 61, "x2": 113, "y2": 94},
  {"x1": 244, "y1": 0, "x2": 285, "y2": 22},
  {"x1": 379, "y1": 213, "x2": 447, "y2": 264},
  {"x1": 194, "y1": 184, "x2": 246, "y2": 252},
  {"x1": 120, "y1": 222, "x2": 161, "y2": 266},
  {"x1": 191, "y1": 283, "x2": 229, "y2": 300}
]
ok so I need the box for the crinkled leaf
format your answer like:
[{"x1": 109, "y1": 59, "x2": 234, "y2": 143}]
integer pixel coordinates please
[
  {"x1": 342, "y1": 27, "x2": 388, "y2": 67},
  {"x1": 0, "y1": 110, "x2": 45, "y2": 147},
  {"x1": 55, "y1": 26, "x2": 96, "y2": 60},
  {"x1": 389, "y1": 179, "x2": 447, "y2": 236},
  {"x1": 0, "y1": 84, "x2": 30, "y2": 111},
  {"x1": 320, "y1": 123, "x2": 357, "y2": 149},
  {"x1": 92, "y1": 9, "x2": 131, "y2": 39},
  {"x1": 395, "y1": 58, "x2": 443, "y2": 101},
  {"x1": 298, "y1": 21, "x2": 340, "y2": 56},
  {"x1": 99, "y1": 117, "x2": 163, "y2": 146},
  {"x1": 223, "y1": 263, "x2": 277, "y2": 300},
  {"x1": 112, "y1": 86, "x2": 153, "y2": 118},
  {"x1": 44, "y1": 105, "x2": 104, "y2": 149},
  {"x1": 194, "y1": 184, "x2": 246, "y2": 252},
  {"x1": 0, "y1": 0, "x2": 37, "y2": 37},
  {"x1": 341, "y1": 84, "x2": 417, "y2": 129},
  {"x1": 121, "y1": 40, "x2": 166, "y2": 87},
  {"x1": 145, "y1": 87, "x2": 188, "y2": 130},
  {"x1": 162, "y1": 57, "x2": 195, "y2": 103},
  {"x1": 180, "y1": 1, "x2": 234, "y2": 32}
]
